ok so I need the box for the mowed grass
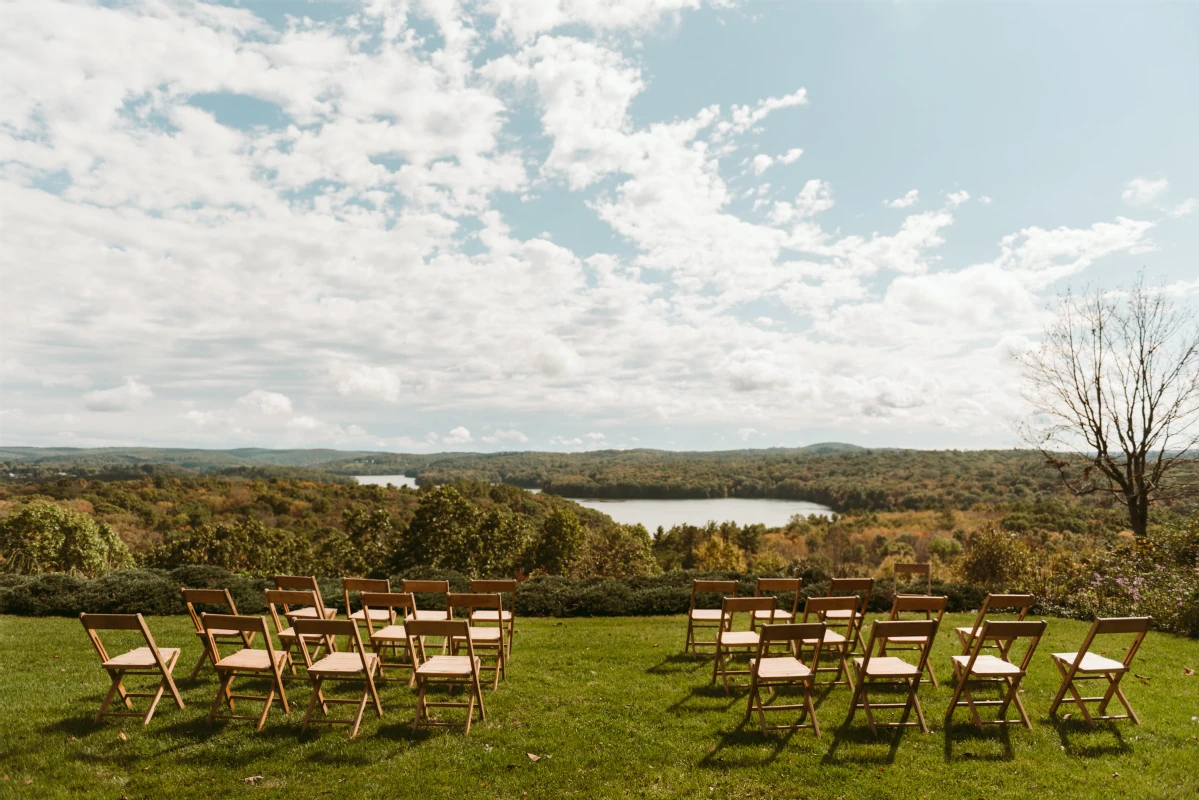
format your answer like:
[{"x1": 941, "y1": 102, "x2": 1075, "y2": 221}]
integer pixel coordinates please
[{"x1": 1, "y1": 613, "x2": 1197, "y2": 799}]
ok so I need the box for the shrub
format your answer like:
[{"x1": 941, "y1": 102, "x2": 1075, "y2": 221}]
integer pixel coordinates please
[
  {"x1": 957, "y1": 525, "x2": 1032, "y2": 589},
  {"x1": 0, "y1": 501, "x2": 134, "y2": 577},
  {"x1": 927, "y1": 536, "x2": 963, "y2": 561}
]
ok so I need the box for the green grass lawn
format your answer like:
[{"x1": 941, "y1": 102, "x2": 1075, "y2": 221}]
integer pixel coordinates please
[{"x1": 1, "y1": 613, "x2": 1197, "y2": 799}]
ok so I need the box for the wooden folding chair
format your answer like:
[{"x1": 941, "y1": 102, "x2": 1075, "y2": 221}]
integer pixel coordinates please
[
  {"x1": 946, "y1": 620, "x2": 1046, "y2": 731},
  {"x1": 846, "y1": 619, "x2": 939, "y2": 735},
  {"x1": 469, "y1": 579, "x2": 517, "y2": 658},
  {"x1": 265, "y1": 589, "x2": 337, "y2": 676},
  {"x1": 879, "y1": 595, "x2": 947, "y2": 687},
  {"x1": 294, "y1": 618, "x2": 382, "y2": 739},
  {"x1": 826, "y1": 578, "x2": 873, "y2": 652},
  {"x1": 181, "y1": 588, "x2": 254, "y2": 681},
  {"x1": 894, "y1": 562, "x2": 931, "y2": 596},
  {"x1": 343, "y1": 577, "x2": 392, "y2": 632},
  {"x1": 79, "y1": 613, "x2": 184, "y2": 726},
  {"x1": 711, "y1": 597, "x2": 776, "y2": 693},
  {"x1": 746, "y1": 622, "x2": 827, "y2": 737},
  {"x1": 955, "y1": 593, "x2": 1035, "y2": 657},
  {"x1": 201, "y1": 613, "x2": 290, "y2": 730},
  {"x1": 1048, "y1": 616, "x2": 1152, "y2": 727},
  {"x1": 360, "y1": 591, "x2": 418, "y2": 685},
  {"x1": 402, "y1": 579, "x2": 451, "y2": 621},
  {"x1": 273, "y1": 575, "x2": 338, "y2": 621},
  {"x1": 749, "y1": 577, "x2": 801, "y2": 634},
  {"x1": 684, "y1": 579, "x2": 737, "y2": 656},
  {"x1": 406, "y1": 619, "x2": 486, "y2": 734},
  {"x1": 447, "y1": 593, "x2": 508, "y2": 690},
  {"x1": 799, "y1": 596, "x2": 858, "y2": 689}
]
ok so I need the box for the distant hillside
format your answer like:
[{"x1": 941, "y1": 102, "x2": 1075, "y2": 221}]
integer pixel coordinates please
[{"x1": 0, "y1": 446, "x2": 380, "y2": 480}]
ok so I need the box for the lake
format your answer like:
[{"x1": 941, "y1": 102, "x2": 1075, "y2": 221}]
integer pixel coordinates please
[{"x1": 353, "y1": 476, "x2": 833, "y2": 529}]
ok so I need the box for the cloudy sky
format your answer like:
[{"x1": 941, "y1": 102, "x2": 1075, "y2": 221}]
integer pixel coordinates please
[{"x1": 1, "y1": 1, "x2": 1196, "y2": 453}]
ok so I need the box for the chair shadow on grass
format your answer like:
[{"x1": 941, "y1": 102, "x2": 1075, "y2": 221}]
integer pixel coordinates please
[
  {"x1": 941, "y1": 721, "x2": 1015, "y2": 762},
  {"x1": 699, "y1": 716, "x2": 795, "y2": 769},
  {"x1": 645, "y1": 652, "x2": 710, "y2": 676},
  {"x1": 667, "y1": 682, "x2": 745, "y2": 715},
  {"x1": 1048, "y1": 716, "x2": 1131, "y2": 757}
]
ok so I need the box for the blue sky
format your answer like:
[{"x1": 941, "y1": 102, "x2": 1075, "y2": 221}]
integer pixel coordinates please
[{"x1": 1, "y1": 0, "x2": 1196, "y2": 453}]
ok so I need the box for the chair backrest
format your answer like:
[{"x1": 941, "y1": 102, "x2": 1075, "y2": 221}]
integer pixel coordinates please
[
  {"x1": 860, "y1": 619, "x2": 939, "y2": 678},
  {"x1": 887, "y1": 594, "x2": 947, "y2": 623},
  {"x1": 200, "y1": 613, "x2": 277, "y2": 664},
  {"x1": 963, "y1": 593, "x2": 1036, "y2": 640},
  {"x1": 828, "y1": 577, "x2": 873, "y2": 614},
  {"x1": 293, "y1": 618, "x2": 370, "y2": 671},
  {"x1": 470, "y1": 579, "x2": 517, "y2": 594},
  {"x1": 274, "y1": 575, "x2": 326, "y2": 610},
  {"x1": 181, "y1": 588, "x2": 239, "y2": 634},
  {"x1": 720, "y1": 596, "x2": 775, "y2": 631},
  {"x1": 405, "y1": 618, "x2": 477, "y2": 667},
  {"x1": 755, "y1": 577, "x2": 802, "y2": 615},
  {"x1": 264, "y1": 588, "x2": 323, "y2": 634},
  {"x1": 755, "y1": 621, "x2": 827, "y2": 667},
  {"x1": 690, "y1": 579, "x2": 738, "y2": 610},
  {"x1": 80, "y1": 613, "x2": 168, "y2": 670},
  {"x1": 343, "y1": 577, "x2": 390, "y2": 619},
  {"x1": 1070, "y1": 616, "x2": 1153, "y2": 670},
  {"x1": 894, "y1": 562, "x2": 931, "y2": 595},
  {"x1": 402, "y1": 579, "x2": 450, "y2": 593},
  {"x1": 801, "y1": 595, "x2": 859, "y2": 625},
  {"x1": 447, "y1": 592, "x2": 503, "y2": 615},
  {"x1": 960, "y1": 619, "x2": 1047, "y2": 674}
]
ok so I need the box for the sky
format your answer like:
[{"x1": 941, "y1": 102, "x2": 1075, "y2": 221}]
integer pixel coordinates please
[{"x1": 1, "y1": 0, "x2": 1197, "y2": 454}]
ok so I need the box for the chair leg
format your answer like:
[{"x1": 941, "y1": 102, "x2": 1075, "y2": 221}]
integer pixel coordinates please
[
  {"x1": 302, "y1": 677, "x2": 321, "y2": 732},
  {"x1": 413, "y1": 679, "x2": 427, "y2": 731},
  {"x1": 473, "y1": 672, "x2": 487, "y2": 723},
  {"x1": 96, "y1": 671, "x2": 124, "y2": 722},
  {"x1": 805, "y1": 684, "x2": 821, "y2": 738},
  {"x1": 255, "y1": 684, "x2": 275, "y2": 731},
  {"x1": 348, "y1": 687, "x2": 369, "y2": 739},
  {"x1": 187, "y1": 648, "x2": 210, "y2": 681},
  {"x1": 208, "y1": 672, "x2": 234, "y2": 726}
]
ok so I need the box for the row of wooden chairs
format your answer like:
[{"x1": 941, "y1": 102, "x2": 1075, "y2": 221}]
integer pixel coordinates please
[
  {"x1": 81, "y1": 576, "x2": 519, "y2": 737},
  {"x1": 685, "y1": 579, "x2": 1152, "y2": 738}
]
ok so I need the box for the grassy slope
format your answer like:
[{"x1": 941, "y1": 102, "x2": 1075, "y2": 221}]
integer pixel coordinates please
[{"x1": 0, "y1": 614, "x2": 1196, "y2": 799}]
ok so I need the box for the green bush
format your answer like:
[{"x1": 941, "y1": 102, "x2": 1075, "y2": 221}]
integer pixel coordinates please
[{"x1": 0, "y1": 501, "x2": 133, "y2": 576}]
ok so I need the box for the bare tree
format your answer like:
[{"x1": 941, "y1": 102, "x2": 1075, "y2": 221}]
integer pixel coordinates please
[{"x1": 1020, "y1": 273, "x2": 1199, "y2": 538}]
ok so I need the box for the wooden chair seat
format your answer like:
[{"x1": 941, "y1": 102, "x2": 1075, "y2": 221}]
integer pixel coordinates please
[
  {"x1": 1052, "y1": 651, "x2": 1126, "y2": 673},
  {"x1": 884, "y1": 634, "x2": 930, "y2": 644},
  {"x1": 416, "y1": 654, "x2": 479, "y2": 677},
  {"x1": 464, "y1": 627, "x2": 502, "y2": 642},
  {"x1": 370, "y1": 624, "x2": 408, "y2": 643},
  {"x1": 824, "y1": 608, "x2": 853, "y2": 619},
  {"x1": 203, "y1": 628, "x2": 244, "y2": 639},
  {"x1": 217, "y1": 648, "x2": 289, "y2": 672},
  {"x1": 753, "y1": 609, "x2": 793, "y2": 620},
  {"x1": 349, "y1": 608, "x2": 392, "y2": 623},
  {"x1": 308, "y1": 651, "x2": 379, "y2": 675},
  {"x1": 801, "y1": 630, "x2": 846, "y2": 646},
  {"x1": 720, "y1": 631, "x2": 760, "y2": 646},
  {"x1": 854, "y1": 655, "x2": 919, "y2": 677},
  {"x1": 750, "y1": 656, "x2": 812, "y2": 679},
  {"x1": 277, "y1": 627, "x2": 332, "y2": 643},
  {"x1": 470, "y1": 609, "x2": 513, "y2": 622},
  {"x1": 690, "y1": 609, "x2": 726, "y2": 621},
  {"x1": 286, "y1": 606, "x2": 338, "y2": 620},
  {"x1": 951, "y1": 654, "x2": 1023, "y2": 677},
  {"x1": 103, "y1": 647, "x2": 181, "y2": 669},
  {"x1": 412, "y1": 609, "x2": 449, "y2": 621}
]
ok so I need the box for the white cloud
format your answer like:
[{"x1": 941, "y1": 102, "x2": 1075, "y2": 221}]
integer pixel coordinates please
[
  {"x1": 482, "y1": 428, "x2": 529, "y2": 444},
  {"x1": 549, "y1": 435, "x2": 584, "y2": 446},
  {"x1": 947, "y1": 190, "x2": 970, "y2": 207},
  {"x1": 443, "y1": 426, "x2": 473, "y2": 445},
  {"x1": 82, "y1": 378, "x2": 153, "y2": 412},
  {"x1": 585, "y1": 432, "x2": 605, "y2": 440},
  {"x1": 884, "y1": 189, "x2": 919, "y2": 209},
  {"x1": 1122, "y1": 177, "x2": 1168, "y2": 206},
  {"x1": 1166, "y1": 198, "x2": 1195, "y2": 218},
  {"x1": 778, "y1": 148, "x2": 803, "y2": 165},
  {"x1": 751, "y1": 154, "x2": 773, "y2": 175},
  {"x1": 979, "y1": 195, "x2": 993, "y2": 205},
  {"x1": 333, "y1": 364, "x2": 403, "y2": 403},
  {"x1": 236, "y1": 390, "x2": 293, "y2": 416},
  {"x1": 738, "y1": 427, "x2": 760, "y2": 441}
]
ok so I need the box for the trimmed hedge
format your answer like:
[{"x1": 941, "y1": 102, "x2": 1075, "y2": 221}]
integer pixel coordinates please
[{"x1": 0, "y1": 566, "x2": 991, "y2": 619}]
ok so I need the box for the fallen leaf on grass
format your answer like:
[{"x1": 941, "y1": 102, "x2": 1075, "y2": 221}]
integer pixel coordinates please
[
  {"x1": 24, "y1": 780, "x2": 33, "y2": 786},
  {"x1": 244, "y1": 776, "x2": 263, "y2": 785},
  {"x1": 484, "y1": 744, "x2": 494, "y2": 751},
  {"x1": 117, "y1": 731, "x2": 127, "y2": 742},
  {"x1": 66, "y1": 737, "x2": 76, "y2": 742},
  {"x1": 1134, "y1": 674, "x2": 1150, "y2": 681},
  {"x1": 526, "y1": 753, "x2": 541, "y2": 762},
  {"x1": 1113, "y1": 773, "x2": 1120, "y2": 778},
  {"x1": 1184, "y1": 668, "x2": 1194, "y2": 676}
]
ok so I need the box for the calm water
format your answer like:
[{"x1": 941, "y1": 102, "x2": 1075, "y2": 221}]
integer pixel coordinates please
[{"x1": 352, "y1": 476, "x2": 833, "y2": 529}]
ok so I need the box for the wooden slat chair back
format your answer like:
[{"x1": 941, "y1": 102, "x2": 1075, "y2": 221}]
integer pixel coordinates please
[
  {"x1": 79, "y1": 613, "x2": 184, "y2": 726},
  {"x1": 343, "y1": 577, "x2": 391, "y2": 629},
  {"x1": 181, "y1": 588, "x2": 252, "y2": 680},
  {"x1": 750, "y1": 577, "x2": 802, "y2": 636},
  {"x1": 684, "y1": 579, "x2": 738, "y2": 656},
  {"x1": 273, "y1": 575, "x2": 337, "y2": 621},
  {"x1": 894, "y1": 562, "x2": 931, "y2": 596},
  {"x1": 800, "y1": 596, "x2": 859, "y2": 689},
  {"x1": 1048, "y1": 616, "x2": 1153, "y2": 726},
  {"x1": 265, "y1": 588, "x2": 337, "y2": 675},
  {"x1": 293, "y1": 618, "x2": 382, "y2": 738},
  {"x1": 469, "y1": 579, "x2": 518, "y2": 657},
  {"x1": 405, "y1": 619, "x2": 486, "y2": 734},
  {"x1": 402, "y1": 579, "x2": 451, "y2": 621},
  {"x1": 956, "y1": 593, "x2": 1035, "y2": 657},
  {"x1": 880, "y1": 595, "x2": 948, "y2": 687},
  {"x1": 746, "y1": 622, "x2": 827, "y2": 737},
  {"x1": 947, "y1": 619, "x2": 1046, "y2": 731},
  {"x1": 447, "y1": 592, "x2": 508, "y2": 689},
  {"x1": 711, "y1": 597, "x2": 776, "y2": 693},
  {"x1": 846, "y1": 619, "x2": 940, "y2": 736},
  {"x1": 827, "y1": 577, "x2": 874, "y2": 652},
  {"x1": 359, "y1": 591, "x2": 418, "y2": 685},
  {"x1": 200, "y1": 613, "x2": 289, "y2": 730}
]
